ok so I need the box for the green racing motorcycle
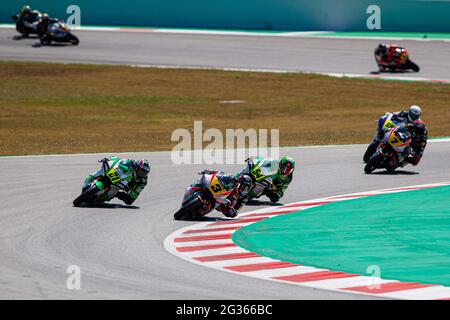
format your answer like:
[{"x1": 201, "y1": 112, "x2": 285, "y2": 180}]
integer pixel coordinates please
[
  {"x1": 73, "y1": 158, "x2": 132, "y2": 207},
  {"x1": 235, "y1": 157, "x2": 279, "y2": 209}
]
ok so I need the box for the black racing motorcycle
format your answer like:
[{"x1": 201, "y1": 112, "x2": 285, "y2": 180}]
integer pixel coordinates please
[
  {"x1": 40, "y1": 20, "x2": 79, "y2": 46},
  {"x1": 11, "y1": 12, "x2": 42, "y2": 37}
]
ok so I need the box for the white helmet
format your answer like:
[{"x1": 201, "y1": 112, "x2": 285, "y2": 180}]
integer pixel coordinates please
[{"x1": 408, "y1": 105, "x2": 422, "y2": 122}]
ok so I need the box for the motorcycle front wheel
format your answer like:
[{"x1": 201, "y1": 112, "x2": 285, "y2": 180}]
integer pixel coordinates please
[
  {"x1": 73, "y1": 184, "x2": 99, "y2": 207},
  {"x1": 68, "y1": 34, "x2": 79, "y2": 45},
  {"x1": 364, "y1": 154, "x2": 384, "y2": 174},
  {"x1": 406, "y1": 60, "x2": 420, "y2": 72},
  {"x1": 363, "y1": 140, "x2": 379, "y2": 163},
  {"x1": 174, "y1": 192, "x2": 208, "y2": 220}
]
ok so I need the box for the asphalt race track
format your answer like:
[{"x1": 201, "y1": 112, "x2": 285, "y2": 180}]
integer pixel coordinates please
[
  {"x1": 0, "y1": 29, "x2": 450, "y2": 80},
  {"x1": 1, "y1": 142, "x2": 450, "y2": 299},
  {"x1": 1, "y1": 28, "x2": 450, "y2": 299}
]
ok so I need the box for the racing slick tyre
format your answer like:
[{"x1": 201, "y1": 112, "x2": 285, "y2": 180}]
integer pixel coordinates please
[
  {"x1": 364, "y1": 154, "x2": 384, "y2": 174},
  {"x1": 363, "y1": 140, "x2": 379, "y2": 163},
  {"x1": 173, "y1": 193, "x2": 206, "y2": 220},
  {"x1": 73, "y1": 185, "x2": 99, "y2": 207},
  {"x1": 406, "y1": 60, "x2": 420, "y2": 72},
  {"x1": 68, "y1": 34, "x2": 79, "y2": 45}
]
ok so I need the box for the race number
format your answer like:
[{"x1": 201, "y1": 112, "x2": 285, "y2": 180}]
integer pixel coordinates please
[{"x1": 107, "y1": 168, "x2": 121, "y2": 184}]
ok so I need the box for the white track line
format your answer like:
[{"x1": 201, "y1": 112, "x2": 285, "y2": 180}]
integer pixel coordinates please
[{"x1": 165, "y1": 182, "x2": 450, "y2": 300}]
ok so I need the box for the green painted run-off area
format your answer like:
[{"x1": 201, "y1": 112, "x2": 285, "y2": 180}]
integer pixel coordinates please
[{"x1": 233, "y1": 185, "x2": 450, "y2": 286}]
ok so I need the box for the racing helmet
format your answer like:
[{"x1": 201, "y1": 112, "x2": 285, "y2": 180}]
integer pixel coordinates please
[
  {"x1": 411, "y1": 120, "x2": 428, "y2": 139},
  {"x1": 377, "y1": 43, "x2": 388, "y2": 55},
  {"x1": 21, "y1": 5, "x2": 31, "y2": 14},
  {"x1": 279, "y1": 156, "x2": 295, "y2": 176},
  {"x1": 408, "y1": 105, "x2": 422, "y2": 122},
  {"x1": 41, "y1": 13, "x2": 49, "y2": 21},
  {"x1": 135, "y1": 159, "x2": 151, "y2": 178},
  {"x1": 217, "y1": 173, "x2": 236, "y2": 191}
]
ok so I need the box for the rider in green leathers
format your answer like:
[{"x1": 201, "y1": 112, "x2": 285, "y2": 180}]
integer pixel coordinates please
[
  {"x1": 264, "y1": 156, "x2": 295, "y2": 203},
  {"x1": 83, "y1": 156, "x2": 150, "y2": 205},
  {"x1": 236, "y1": 155, "x2": 296, "y2": 208}
]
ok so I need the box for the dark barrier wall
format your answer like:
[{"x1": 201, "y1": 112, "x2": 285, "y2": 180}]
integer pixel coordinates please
[{"x1": 1, "y1": 0, "x2": 449, "y2": 31}]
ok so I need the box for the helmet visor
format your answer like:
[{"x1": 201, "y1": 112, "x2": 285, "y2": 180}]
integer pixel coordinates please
[
  {"x1": 280, "y1": 163, "x2": 294, "y2": 176},
  {"x1": 137, "y1": 168, "x2": 148, "y2": 178},
  {"x1": 409, "y1": 112, "x2": 420, "y2": 122}
]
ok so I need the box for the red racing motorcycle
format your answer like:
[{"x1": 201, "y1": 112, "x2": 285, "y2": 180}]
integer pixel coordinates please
[{"x1": 375, "y1": 44, "x2": 420, "y2": 72}]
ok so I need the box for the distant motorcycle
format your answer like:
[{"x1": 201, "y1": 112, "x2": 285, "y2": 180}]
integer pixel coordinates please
[
  {"x1": 375, "y1": 46, "x2": 419, "y2": 72},
  {"x1": 11, "y1": 12, "x2": 41, "y2": 37},
  {"x1": 40, "y1": 20, "x2": 79, "y2": 45},
  {"x1": 364, "y1": 125, "x2": 412, "y2": 174}
]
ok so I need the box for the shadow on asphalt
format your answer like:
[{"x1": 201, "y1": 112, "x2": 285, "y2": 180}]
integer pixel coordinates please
[
  {"x1": 370, "y1": 70, "x2": 416, "y2": 75},
  {"x1": 12, "y1": 35, "x2": 39, "y2": 40},
  {"x1": 369, "y1": 170, "x2": 419, "y2": 175},
  {"x1": 246, "y1": 200, "x2": 283, "y2": 207},
  {"x1": 73, "y1": 203, "x2": 140, "y2": 209}
]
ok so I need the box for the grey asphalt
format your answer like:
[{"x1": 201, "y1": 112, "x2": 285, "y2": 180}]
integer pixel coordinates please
[
  {"x1": 1, "y1": 142, "x2": 449, "y2": 299},
  {"x1": 0, "y1": 29, "x2": 450, "y2": 80},
  {"x1": 1, "y1": 28, "x2": 449, "y2": 300}
]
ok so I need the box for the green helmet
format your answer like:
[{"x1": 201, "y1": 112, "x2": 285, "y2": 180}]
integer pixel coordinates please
[
  {"x1": 279, "y1": 156, "x2": 295, "y2": 176},
  {"x1": 21, "y1": 5, "x2": 31, "y2": 14}
]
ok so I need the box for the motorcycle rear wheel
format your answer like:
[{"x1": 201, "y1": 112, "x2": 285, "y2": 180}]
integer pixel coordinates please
[
  {"x1": 69, "y1": 34, "x2": 79, "y2": 45},
  {"x1": 363, "y1": 140, "x2": 378, "y2": 163}
]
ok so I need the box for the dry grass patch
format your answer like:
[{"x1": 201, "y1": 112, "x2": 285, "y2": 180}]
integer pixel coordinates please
[{"x1": 0, "y1": 61, "x2": 449, "y2": 155}]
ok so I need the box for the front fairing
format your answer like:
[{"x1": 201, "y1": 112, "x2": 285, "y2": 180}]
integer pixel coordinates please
[
  {"x1": 201, "y1": 173, "x2": 233, "y2": 205},
  {"x1": 250, "y1": 158, "x2": 277, "y2": 183},
  {"x1": 48, "y1": 22, "x2": 70, "y2": 38},
  {"x1": 378, "y1": 113, "x2": 399, "y2": 132},
  {"x1": 382, "y1": 128, "x2": 411, "y2": 154}
]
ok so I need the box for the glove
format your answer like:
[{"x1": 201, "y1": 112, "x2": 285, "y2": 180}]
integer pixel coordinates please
[{"x1": 115, "y1": 192, "x2": 134, "y2": 205}]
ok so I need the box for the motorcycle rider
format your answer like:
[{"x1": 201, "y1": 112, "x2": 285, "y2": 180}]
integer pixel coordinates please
[
  {"x1": 17, "y1": 5, "x2": 42, "y2": 34},
  {"x1": 375, "y1": 43, "x2": 403, "y2": 68},
  {"x1": 83, "y1": 156, "x2": 150, "y2": 205},
  {"x1": 197, "y1": 170, "x2": 252, "y2": 218},
  {"x1": 265, "y1": 156, "x2": 296, "y2": 203},
  {"x1": 364, "y1": 105, "x2": 423, "y2": 163},
  {"x1": 402, "y1": 120, "x2": 428, "y2": 167},
  {"x1": 36, "y1": 13, "x2": 59, "y2": 37},
  {"x1": 236, "y1": 155, "x2": 295, "y2": 208}
]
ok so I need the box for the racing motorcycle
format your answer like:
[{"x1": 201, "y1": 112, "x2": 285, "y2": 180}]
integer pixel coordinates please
[
  {"x1": 73, "y1": 158, "x2": 129, "y2": 207},
  {"x1": 363, "y1": 113, "x2": 404, "y2": 163},
  {"x1": 364, "y1": 125, "x2": 412, "y2": 174},
  {"x1": 375, "y1": 47, "x2": 419, "y2": 72},
  {"x1": 40, "y1": 20, "x2": 79, "y2": 45},
  {"x1": 173, "y1": 170, "x2": 248, "y2": 220},
  {"x1": 235, "y1": 157, "x2": 279, "y2": 209},
  {"x1": 11, "y1": 12, "x2": 42, "y2": 37}
]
